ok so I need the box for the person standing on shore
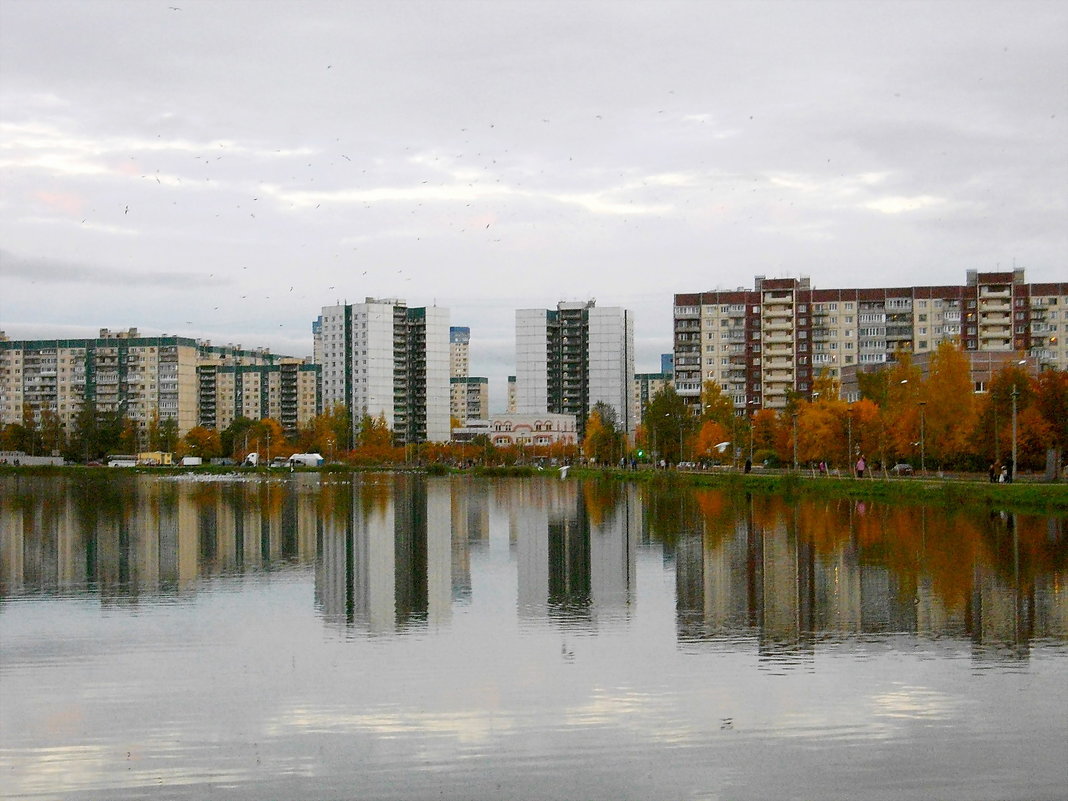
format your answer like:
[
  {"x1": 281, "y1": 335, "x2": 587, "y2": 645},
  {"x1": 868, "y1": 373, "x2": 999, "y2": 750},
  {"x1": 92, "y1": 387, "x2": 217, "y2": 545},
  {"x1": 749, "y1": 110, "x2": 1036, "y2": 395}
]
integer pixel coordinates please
[{"x1": 856, "y1": 455, "x2": 866, "y2": 479}]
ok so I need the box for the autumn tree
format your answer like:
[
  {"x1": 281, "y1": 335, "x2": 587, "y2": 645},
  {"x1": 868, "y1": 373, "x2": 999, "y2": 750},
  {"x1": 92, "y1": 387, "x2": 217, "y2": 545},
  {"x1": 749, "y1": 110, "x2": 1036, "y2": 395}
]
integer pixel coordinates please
[
  {"x1": 751, "y1": 408, "x2": 780, "y2": 464},
  {"x1": 969, "y1": 365, "x2": 1033, "y2": 465},
  {"x1": 883, "y1": 352, "x2": 924, "y2": 462},
  {"x1": 582, "y1": 403, "x2": 624, "y2": 464},
  {"x1": 1033, "y1": 369, "x2": 1068, "y2": 478},
  {"x1": 923, "y1": 342, "x2": 976, "y2": 468},
  {"x1": 699, "y1": 380, "x2": 733, "y2": 426},
  {"x1": 297, "y1": 404, "x2": 350, "y2": 457},
  {"x1": 691, "y1": 419, "x2": 729, "y2": 462},
  {"x1": 21, "y1": 403, "x2": 40, "y2": 455},
  {"x1": 357, "y1": 412, "x2": 394, "y2": 449},
  {"x1": 182, "y1": 426, "x2": 222, "y2": 459}
]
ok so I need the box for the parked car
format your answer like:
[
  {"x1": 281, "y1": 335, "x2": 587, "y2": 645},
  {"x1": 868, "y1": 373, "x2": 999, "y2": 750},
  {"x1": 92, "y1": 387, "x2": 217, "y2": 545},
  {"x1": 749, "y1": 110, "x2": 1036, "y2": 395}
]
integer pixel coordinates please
[{"x1": 890, "y1": 463, "x2": 913, "y2": 475}]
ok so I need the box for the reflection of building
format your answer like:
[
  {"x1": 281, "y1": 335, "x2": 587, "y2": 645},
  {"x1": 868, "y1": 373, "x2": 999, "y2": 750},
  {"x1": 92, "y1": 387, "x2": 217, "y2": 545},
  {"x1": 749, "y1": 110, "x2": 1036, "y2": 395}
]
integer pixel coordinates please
[
  {"x1": 0, "y1": 475, "x2": 319, "y2": 598},
  {"x1": 511, "y1": 480, "x2": 638, "y2": 625},
  {"x1": 672, "y1": 498, "x2": 1068, "y2": 656},
  {"x1": 316, "y1": 475, "x2": 452, "y2": 632}
]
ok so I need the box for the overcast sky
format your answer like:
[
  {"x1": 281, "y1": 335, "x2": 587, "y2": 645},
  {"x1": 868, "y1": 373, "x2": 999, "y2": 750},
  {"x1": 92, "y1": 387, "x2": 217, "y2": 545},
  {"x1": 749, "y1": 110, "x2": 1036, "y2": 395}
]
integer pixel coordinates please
[{"x1": 2, "y1": 0, "x2": 1065, "y2": 408}]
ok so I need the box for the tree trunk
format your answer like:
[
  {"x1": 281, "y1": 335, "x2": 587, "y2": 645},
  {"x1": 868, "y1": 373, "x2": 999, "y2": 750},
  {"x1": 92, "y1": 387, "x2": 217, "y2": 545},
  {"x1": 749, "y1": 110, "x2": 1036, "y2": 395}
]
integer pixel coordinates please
[{"x1": 1044, "y1": 447, "x2": 1061, "y2": 482}]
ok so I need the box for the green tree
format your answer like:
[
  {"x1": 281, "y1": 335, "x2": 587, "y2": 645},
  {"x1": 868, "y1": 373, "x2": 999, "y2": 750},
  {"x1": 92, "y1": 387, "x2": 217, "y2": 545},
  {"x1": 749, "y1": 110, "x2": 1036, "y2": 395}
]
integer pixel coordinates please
[
  {"x1": 857, "y1": 368, "x2": 891, "y2": 408},
  {"x1": 643, "y1": 385, "x2": 695, "y2": 464},
  {"x1": 156, "y1": 416, "x2": 178, "y2": 453},
  {"x1": 21, "y1": 403, "x2": 41, "y2": 456},
  {"x1": 221, "y1": 416, "x2": 256, "y2": 458},
  {"x1": 39, "y1": 409, "x2": 66, "y2": 456},
  {"x1": 357, "y1": 412, "x2": 394, "y2": 449},
  {"x1": 0, "y1": 423, "x2": 30, "y2": 453}
]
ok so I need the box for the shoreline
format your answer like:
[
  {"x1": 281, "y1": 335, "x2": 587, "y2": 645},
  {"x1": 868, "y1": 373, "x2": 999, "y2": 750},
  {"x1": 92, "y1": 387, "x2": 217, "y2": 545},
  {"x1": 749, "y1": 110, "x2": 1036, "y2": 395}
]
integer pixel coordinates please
[{"x1": 2, "y1": 463, "x2": 1066, "y2": 513}]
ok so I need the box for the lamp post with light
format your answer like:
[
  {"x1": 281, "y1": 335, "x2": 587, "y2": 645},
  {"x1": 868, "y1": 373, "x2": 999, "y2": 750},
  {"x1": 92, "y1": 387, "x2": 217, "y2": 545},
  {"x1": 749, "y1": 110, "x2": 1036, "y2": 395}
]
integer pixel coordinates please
[
  {"x1": 792, "y1": 411, "x2": 799, "y2": 472},
  {"x1": 918, "y1": 400, "x2": 926, "y2": 475}
]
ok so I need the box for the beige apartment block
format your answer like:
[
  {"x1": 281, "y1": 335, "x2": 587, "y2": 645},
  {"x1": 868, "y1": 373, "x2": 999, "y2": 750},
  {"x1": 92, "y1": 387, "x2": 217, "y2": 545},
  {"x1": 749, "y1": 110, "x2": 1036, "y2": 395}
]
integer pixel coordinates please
[
  {"x1": 450, "y1": 376, "x2": 488, "y2": 424},
  {"x1": 0, "y1": 328, "x2": 315, "y2": 440}
]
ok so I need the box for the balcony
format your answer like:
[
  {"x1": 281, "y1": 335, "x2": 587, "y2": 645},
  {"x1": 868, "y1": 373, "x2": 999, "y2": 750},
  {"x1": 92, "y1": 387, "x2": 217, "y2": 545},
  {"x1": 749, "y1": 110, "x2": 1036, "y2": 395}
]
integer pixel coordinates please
[{"x1": 764, "y1": 331, "x2": 794, "y2": 345}]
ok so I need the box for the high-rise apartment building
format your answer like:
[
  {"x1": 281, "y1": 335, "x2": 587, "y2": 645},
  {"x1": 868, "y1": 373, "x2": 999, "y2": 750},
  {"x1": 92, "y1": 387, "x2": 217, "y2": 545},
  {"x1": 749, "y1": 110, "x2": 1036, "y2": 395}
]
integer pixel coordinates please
[
  {"x1": 0, "y1": 328, "x2": 314, "y2": 439},
  {"x1": 450, "y1": 327, "x2": 470, "y2": 379},
  {"x1": 515, "y1": 301, "x2": 635, "y2": 437},
  {"x1": 674, "y1": 270, "x2": 1067, "y2": 412},
  {"x1": 447, "y1": 326, "x2": 488, "y2": 422},
  {"x1": 314, "y1": 298, "x2": 450, "y2": 444}
]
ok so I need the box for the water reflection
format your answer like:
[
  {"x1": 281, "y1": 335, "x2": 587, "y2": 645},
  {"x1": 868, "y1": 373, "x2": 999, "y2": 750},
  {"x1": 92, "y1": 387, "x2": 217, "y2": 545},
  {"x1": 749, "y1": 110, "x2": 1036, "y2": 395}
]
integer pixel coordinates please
[
  {"x1": 2, "y1": 474, "x2": 1066, "y2": 656},
  {"x1": 671, "y1": 490, "x2": 1068, "y2": 660}
]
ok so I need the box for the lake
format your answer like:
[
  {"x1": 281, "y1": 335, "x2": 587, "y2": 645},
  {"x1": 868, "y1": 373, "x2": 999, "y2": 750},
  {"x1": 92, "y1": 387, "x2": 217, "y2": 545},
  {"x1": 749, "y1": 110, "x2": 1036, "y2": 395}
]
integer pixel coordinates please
[{"x1": 1, "y1": 472, "x2": 1066, "y2": 800}]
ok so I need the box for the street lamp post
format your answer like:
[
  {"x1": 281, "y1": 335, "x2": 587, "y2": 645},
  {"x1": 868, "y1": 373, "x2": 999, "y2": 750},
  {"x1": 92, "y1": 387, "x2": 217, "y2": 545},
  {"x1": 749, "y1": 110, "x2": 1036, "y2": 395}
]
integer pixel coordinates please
[
  {"x1": 847, "y1": 407, "x2": 853, "y2": 477},
  {"x1": 919, "y1": 401, "x2": 926, "y2": 475},
  {"x1": 1011, "y1": 385, "x2": 1018, "y2": 483}
]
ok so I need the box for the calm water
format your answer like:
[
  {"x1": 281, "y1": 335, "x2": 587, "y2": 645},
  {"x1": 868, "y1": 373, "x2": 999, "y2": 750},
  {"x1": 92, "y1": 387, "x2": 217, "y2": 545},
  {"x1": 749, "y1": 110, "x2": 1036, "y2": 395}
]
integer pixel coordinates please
[{"x1": 1, "y1": 472, "x2": 1066, "y2": 801}]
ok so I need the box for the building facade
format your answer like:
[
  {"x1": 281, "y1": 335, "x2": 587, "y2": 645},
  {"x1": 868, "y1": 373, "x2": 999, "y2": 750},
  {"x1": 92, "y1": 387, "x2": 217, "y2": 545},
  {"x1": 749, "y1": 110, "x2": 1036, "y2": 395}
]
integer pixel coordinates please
[
  {"x1": 450, "y1": 376, "x2": 488, "y2": 423},
  {"x1": 633, "y1": 366, "x2": 673, "y2": 427},
  {"x1": 506, "y1": 375, "x2": 517, "y2": 413},
  {"x1": 453, "y1": 413, "x2": 578, "y2": 448},
  {"x1": 515, "y1": 301, "x2": 635, "y2": 437},
  {"x1": 450, "y1": 327, "x2": 470, "y2": 379},
  {"x1": 197, "y1": 361, "x2": 319, "y2": 437},
  {"x1": 674, "y1": 271, "x2": 1067, "y2": 412},
  {"x1": 0, "y1": 328, "x2": 313, "y2": 441},
  {"x1": 314, "y1": 298, "x2": 450, "y2": 444}
]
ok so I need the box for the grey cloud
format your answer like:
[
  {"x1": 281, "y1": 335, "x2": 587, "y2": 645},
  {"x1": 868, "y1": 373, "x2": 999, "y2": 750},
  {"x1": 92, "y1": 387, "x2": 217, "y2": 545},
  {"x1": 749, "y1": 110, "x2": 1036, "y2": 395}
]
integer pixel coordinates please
[{"x1": 0, "y1": 250, "x2": 210, "y2": 288}]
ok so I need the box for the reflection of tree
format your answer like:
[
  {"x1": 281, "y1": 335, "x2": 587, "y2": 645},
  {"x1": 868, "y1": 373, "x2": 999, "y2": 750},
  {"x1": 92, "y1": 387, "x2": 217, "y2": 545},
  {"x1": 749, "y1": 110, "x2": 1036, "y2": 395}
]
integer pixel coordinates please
[
  {"x1": 583, "y1": 478, "x2": 622, "y2": 528},
  {"x1": 641, "y1": 478, "x2": 700, "y2": 545}
]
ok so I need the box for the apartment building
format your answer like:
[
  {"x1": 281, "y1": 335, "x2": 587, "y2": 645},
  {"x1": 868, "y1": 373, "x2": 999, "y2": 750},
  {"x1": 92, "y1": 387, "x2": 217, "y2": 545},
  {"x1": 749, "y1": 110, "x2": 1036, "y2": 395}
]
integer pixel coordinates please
[
  {"x1": 515, "y1": 301, "x2": 635, "y2": 437},
  {"x1": 197, "y1": 360, "x2": 320, "y2": 437},
  {"x1": 447, "y1": 325, "x2": 489, "y2": 423},
  {"x1": 0, "y1": 328, "x2": 309, "y2": 438},
  {"x1": 450, "y1": 376, "x2": 488, "y2": 423},
  {"x1": 506, "y1": 375, "x2": 517, "y2": 413},
  {"x1": 674, "y1": 270, "x2": 1067, "y2": 412},
  {"x1": 633, "y1": 367, "x2": 673, "y2": 425},
  {"x1": 314, "y1": 298, "x2": 450, "y2": 444},
  {"x1": 450, "y1": 327, "x2": 470, "y2": 379}
]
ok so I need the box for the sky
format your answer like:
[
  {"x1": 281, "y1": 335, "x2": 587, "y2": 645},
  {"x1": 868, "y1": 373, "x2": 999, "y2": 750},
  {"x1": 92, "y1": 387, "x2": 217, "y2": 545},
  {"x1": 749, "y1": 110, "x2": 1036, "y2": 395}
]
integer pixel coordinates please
[{"x1": 2, "y1": 0, "x2": 1065, "y2": 409}]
